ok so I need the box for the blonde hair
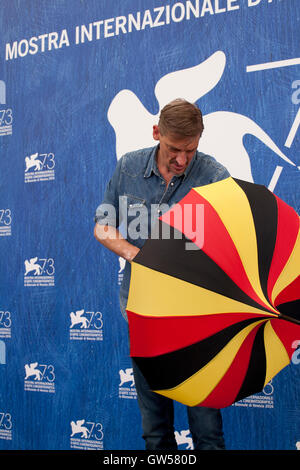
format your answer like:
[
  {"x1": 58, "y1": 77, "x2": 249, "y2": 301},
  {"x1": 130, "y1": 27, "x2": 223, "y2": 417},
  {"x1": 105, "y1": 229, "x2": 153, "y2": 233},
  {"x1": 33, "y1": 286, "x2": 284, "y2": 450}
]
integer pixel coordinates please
[{"x1": 158, "y1": 98, "x2": 204, "y2": 137}]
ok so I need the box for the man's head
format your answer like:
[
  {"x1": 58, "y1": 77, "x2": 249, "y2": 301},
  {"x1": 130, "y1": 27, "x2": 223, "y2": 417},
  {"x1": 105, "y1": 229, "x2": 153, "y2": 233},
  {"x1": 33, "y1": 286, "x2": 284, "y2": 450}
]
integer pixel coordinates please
[
  {"x1": 153, "y1": 99, "x2": 204, "y2": 178},
  {"x1": 157, "y1": 98, "x2": 204, "y2": 138}
]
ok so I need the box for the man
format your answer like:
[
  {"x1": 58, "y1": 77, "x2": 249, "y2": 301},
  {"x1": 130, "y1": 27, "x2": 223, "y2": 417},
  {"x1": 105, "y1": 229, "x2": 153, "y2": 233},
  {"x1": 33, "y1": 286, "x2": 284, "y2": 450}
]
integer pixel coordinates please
[{"x1": 94, "y1": 99, "x2": 230, "y2": 450}]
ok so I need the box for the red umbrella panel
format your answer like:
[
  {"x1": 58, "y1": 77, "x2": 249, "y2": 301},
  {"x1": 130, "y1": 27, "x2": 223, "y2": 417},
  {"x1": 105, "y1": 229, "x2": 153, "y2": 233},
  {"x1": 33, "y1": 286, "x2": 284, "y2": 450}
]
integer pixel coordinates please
[{"x1": 126, "y1": 177, "x2": 300, "y2": 408}]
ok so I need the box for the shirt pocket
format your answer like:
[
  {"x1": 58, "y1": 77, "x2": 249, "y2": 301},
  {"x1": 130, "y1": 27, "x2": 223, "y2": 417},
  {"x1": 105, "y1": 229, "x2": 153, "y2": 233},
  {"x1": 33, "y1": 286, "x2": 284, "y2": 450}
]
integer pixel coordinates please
[
  {"x1": 121, "y1": 194, "x2": 148, "y2": 241},
  {"x1": 124, "y1": 194, "x2": 146, "y2": 209}
]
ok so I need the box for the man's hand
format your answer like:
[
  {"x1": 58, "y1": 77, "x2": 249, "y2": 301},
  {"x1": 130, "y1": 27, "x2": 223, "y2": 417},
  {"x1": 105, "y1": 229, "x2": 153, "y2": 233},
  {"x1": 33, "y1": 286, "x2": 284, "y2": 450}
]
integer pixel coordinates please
[{"x1": 94, "y1": 224, "x2": 140, "y2": 262}]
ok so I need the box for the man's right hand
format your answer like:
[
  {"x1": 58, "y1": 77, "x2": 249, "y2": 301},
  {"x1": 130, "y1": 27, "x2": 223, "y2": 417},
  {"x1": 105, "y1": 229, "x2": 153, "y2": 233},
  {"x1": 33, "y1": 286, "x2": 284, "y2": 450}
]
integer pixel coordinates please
[{"x1": 94, "y1": 224, "x2": 140, "y2": 263}]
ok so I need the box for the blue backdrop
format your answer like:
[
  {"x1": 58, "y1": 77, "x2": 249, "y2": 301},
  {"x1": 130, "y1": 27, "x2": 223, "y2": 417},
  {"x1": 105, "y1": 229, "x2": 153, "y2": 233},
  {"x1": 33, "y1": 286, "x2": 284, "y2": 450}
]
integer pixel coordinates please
[{"x1": 0, "y1": 0, "x2": 299, "y2": 451}]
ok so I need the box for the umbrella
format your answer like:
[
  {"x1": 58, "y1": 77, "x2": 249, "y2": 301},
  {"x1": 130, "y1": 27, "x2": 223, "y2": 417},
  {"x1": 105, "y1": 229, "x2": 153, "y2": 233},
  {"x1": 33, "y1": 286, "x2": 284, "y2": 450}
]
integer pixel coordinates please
[{"x1": 126, "y1": 177, "x2": 300, "y2": 408}]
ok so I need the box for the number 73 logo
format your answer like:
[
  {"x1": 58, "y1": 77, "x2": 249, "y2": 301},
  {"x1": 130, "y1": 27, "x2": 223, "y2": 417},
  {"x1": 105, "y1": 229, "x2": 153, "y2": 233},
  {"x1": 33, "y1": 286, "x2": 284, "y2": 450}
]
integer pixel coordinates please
[{"x1": 24, "y1": 257, "x2": 55, "y2": 276}]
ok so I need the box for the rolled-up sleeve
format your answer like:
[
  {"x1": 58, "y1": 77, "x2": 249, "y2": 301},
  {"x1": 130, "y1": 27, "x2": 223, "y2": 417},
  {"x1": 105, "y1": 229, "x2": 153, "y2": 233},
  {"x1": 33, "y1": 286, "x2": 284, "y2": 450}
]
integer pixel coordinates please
[{"x1": 94, "y1": 159, "x2": 122, "y2": 228}]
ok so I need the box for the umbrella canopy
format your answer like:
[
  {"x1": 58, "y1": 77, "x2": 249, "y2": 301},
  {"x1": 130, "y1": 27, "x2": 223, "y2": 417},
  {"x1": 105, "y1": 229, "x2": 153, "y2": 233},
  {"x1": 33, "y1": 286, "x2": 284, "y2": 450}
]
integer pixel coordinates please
[{"x1": 126, "y1": 177, "x2": 300, "y2": 408}]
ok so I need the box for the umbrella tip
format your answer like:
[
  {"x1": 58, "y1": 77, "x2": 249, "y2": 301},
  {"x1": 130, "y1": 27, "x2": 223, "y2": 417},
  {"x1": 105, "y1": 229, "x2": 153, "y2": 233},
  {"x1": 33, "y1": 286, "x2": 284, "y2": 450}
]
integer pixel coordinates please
[{"x1": 278, "y1": 313, "x2": 300, "y2": 326}]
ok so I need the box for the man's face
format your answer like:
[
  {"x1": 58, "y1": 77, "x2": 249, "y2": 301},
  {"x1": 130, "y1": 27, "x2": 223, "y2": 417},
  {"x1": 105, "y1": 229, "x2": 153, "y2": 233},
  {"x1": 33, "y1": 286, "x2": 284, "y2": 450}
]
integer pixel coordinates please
[{"x1": 153, "y1": 125, "x2": 200, "y2": 177}]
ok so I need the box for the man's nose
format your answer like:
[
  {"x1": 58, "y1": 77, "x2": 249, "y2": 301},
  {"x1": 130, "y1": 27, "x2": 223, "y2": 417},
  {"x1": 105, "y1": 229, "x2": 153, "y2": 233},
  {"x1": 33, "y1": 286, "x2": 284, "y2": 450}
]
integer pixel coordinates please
[{"x1": 176, "y1": 152, "x2": 187, "y2": 164}]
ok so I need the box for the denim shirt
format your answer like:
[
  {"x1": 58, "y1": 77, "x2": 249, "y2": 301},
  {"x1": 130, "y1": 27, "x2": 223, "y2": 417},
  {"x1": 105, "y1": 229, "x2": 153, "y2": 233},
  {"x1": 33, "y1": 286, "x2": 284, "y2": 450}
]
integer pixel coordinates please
[{"x1": 95, "y1": 145, "x2": 230, "y2": 320}]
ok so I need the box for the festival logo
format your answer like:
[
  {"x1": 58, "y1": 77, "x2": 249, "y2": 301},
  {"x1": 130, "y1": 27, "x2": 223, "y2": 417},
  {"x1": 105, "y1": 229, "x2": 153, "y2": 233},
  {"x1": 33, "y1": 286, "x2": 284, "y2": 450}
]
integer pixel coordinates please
[
  {"x1": 24, "y1": 362, "x2": 55, "y2": 393},
  {"x1": 24, "y1": 257, "x2": 55, "y2": 287},
  {"x1": 0, "y1": 209, "x2": 12, "y2": 237},
  {"x1": 69, "y1": 309, "x2": 103, "y2": 341},
  {"x1": 0, "y1": 310, "x2": 11, "y2": 339},
  {"x1": 24, "y1": 152, "x2": 55, "y2": 183},
  {"x1": 118, "y1": 256, "x2": 126, "y2": 285},
  {"x1": 70, "y1": 419, "x2": 104, "y2": 450},
  {"x1": 118, "y1": 367, "x2": 137, "y2": 400},
  {"x1": 0, "y1": 412, "x2": 12, "y2": 441},
  {"x1": 232, "y1": 380, "x2": 274, "y2": 409},
  {"x1": 175, "y1": 429, "x2": 193, "y2": 450}
]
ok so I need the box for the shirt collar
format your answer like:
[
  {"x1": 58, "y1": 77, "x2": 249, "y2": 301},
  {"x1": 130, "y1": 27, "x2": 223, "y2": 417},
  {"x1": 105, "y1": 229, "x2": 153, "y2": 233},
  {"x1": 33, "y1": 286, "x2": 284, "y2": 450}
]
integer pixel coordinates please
[
  {"x1": 183, "y1": 153, "x2": 197, "y2": 180},
  {"x1": 144, "y1": 145, "x2": 197, "y2": 180},
  {"x1": 144, "y1": 145, "x2": 160, "y2": 178}
]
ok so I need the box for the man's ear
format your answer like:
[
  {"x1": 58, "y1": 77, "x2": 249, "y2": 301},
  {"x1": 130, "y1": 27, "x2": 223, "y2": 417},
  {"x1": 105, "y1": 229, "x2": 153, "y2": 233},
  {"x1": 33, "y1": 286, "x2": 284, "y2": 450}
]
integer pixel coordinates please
[{"x1": 152, "y1": 125, "x2": 160, "y2": 141}]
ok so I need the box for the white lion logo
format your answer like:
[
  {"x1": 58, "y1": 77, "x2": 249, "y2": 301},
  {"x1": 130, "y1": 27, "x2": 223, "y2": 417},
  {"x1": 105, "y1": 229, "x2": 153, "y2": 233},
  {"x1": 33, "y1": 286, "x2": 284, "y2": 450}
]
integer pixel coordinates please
[
  {"x1": 70, "y1": 419, "x2": 89, "y2": 438},
  {"x1": 118, "y1": 257, "x2": 126, "y2": 273},
  {"x1": 108, "y1": 51, "x2": 297, "y2": 186},
  {"x1": 175, "y1": 430, "x2": 194, "y2": 450},
  {"x1": 25, "y1": 152, "x2": 43, "y2": 172},
  {"x1": 24, "y1": 257, "x2": 41, "y2": 276},
  {"x1": 119, "y1": 368, "x2": 135, "y2": 387},
  {"x1": 70, "y1": 309, "x2": 88, "y2": 329},
  {"x1": 25, "y1": 362, "x2": 42, "y2": 381}
]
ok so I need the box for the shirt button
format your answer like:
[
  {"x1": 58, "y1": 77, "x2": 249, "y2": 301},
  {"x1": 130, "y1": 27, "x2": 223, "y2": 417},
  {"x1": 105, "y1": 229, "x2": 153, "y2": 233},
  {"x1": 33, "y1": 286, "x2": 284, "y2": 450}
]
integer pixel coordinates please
[{"x1": 170, "y1": 182, "x2": 174, "y2": 186}]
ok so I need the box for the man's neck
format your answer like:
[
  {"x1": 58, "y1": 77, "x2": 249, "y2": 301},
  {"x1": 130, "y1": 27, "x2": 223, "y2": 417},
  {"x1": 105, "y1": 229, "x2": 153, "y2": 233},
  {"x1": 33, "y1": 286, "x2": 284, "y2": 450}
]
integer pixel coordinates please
[{"x1": 156, "y1": 149, "x2": 175, "y2": 185}]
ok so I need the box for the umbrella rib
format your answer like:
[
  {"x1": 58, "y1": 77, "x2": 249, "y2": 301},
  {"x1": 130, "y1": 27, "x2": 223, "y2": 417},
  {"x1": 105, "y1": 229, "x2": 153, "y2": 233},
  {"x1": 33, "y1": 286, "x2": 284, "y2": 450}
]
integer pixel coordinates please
[{"x1": 277, "y1": 313, "x2": 300, "y2": 325}]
